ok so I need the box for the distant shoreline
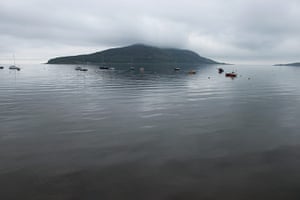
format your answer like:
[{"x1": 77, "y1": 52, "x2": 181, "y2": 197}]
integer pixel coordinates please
[{"x1": 273, "y1": 62, "x2": 300, "y2": 66}]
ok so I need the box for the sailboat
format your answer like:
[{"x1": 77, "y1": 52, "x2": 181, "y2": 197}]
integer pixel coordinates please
[
  {"x1": 9, "y1": 54, "x2": 21, "y2": 71},
  {"x1": 98, "y1": 54, "x2": 114, "y2": 70}
]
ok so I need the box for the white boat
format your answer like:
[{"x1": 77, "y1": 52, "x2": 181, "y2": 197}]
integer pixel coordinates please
[
  {"x1": 99, "y1": 66, "x2": 114, "y2": 70},
  {"x1": 9, "y1": 55, "x2": 20, "y2": 70}
]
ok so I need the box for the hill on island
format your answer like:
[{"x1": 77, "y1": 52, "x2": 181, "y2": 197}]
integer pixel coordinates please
[
  {"x1": 47, "y1": 44, "x2": 224, "y2": 65},
  {"x1": 274, "y1": 62, "x2": 300, "y2": 66}
]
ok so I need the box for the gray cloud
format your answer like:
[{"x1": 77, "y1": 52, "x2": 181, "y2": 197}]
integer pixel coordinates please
[{"x1": 1, "y1": 0, "x2": 300, "y2": 64}]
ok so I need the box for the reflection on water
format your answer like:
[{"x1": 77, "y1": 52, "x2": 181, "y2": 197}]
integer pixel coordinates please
[{"x1": 1, "y1": 64, "x2": 300, "y2": 199}]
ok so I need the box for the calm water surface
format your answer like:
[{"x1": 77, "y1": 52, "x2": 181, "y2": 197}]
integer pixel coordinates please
[{"x1": 1, "y1": 64, "x2": 300, "y2": 199}]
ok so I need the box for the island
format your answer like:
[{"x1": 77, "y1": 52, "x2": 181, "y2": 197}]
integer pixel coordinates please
[
  {"x1": 274, "y1": 62, "x2": 300, "y2": 66},
  {"x1": 47, "y1": 44, "x2": 226, "y2": 65}
]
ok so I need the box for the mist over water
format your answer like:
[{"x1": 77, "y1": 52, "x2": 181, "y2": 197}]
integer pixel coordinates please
[{"x1": 1, "y1": 64, "x2": 300, "y2": 199}]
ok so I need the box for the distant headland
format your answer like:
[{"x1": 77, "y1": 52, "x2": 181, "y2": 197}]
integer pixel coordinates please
[
  {"x1": 47, "y1": 44, "x2": 227, "y2": 65},
  {"x1": 274, "y1": 62, "x2": 300, "y2": 66}
]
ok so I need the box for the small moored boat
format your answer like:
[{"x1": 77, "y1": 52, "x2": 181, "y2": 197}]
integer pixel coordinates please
[
  {"x1": 174, "y1": 67, "x2": 180, "y2": 71},
  {"x1": 9, "y1": 65, "x2": 21, "y2": 71},
  {"x1": 80, "y1": 68, "x2": 88, "y2": 71},
  {"x1": 0, "y1": 66, "x2": 4, "y2": 69},
  {"x1": 225, "y1": 72, "x2": 237, "y2": 78},
  {"x1": 99, "y1": 66, "x2": 109, "y2": 70},
  {"x1": 188, "y1": 70, "x2": 196, "y2": 74},
  {"x1": 75, "y1": 66, "x2": 82, "y2": 70},
  {"x1": 9, "y1": 55, "x2": 20, "y2": 71}
]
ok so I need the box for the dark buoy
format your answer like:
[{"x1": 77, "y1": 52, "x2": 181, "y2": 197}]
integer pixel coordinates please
[{"x1": 218, "y1": 68, "x2": 224, "y2": 73}]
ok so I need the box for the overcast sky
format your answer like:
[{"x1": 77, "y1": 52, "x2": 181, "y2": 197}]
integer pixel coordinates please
[{"x1": 0, "y1": 0, "x2": 300, "y2": 64}]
